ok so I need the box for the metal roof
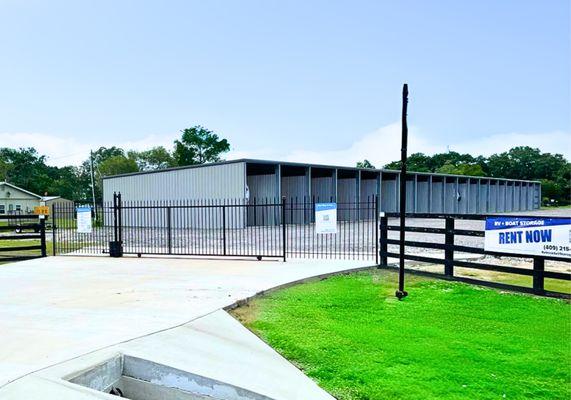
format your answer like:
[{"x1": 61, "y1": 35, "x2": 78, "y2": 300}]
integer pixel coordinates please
[{"x1": 102, "y1": 158, "x2": 540, "y2": 184}]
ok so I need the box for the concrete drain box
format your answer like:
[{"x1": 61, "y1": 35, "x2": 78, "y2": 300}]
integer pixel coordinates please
[{"x1": 66, "y1": 354, "x2": 272, "y2": 400}]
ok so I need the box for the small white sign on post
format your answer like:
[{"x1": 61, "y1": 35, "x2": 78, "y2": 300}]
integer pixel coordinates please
[
  {"x1": 76, "y1": 206, "x2": 93, "y2": 234},
  {"x1": 484, "y1": 217, "x2": 571, "y2": 258},
  {"x1": 315, "y1": 203, "x2": 337, "y2": 234}
]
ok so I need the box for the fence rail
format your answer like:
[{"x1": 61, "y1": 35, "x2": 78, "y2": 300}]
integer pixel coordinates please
[
  {"x1": 380, "y1": 212, "x2": 571, "y2": 297},
  {"x1": 0, "y1": 214, "x2": 47, "y2": 263}
]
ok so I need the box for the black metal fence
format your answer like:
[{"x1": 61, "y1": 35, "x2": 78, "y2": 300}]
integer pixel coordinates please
[
  {"x1": 285, "y1": 196, "x2": 379, "y2": 261},
  {"x1": 52, "y1": 194, "x2": 379, "y2": 261},
  {"x1": 380, "y1": 213, "x2": 571, "y2": 297},
  {"x1": 0, "y1": 214, "x2": 47, "y2": 263}
]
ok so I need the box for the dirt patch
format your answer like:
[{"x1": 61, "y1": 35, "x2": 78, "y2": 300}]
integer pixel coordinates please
[{"x1": 230, "y1": 301, "x2": 260, "y2": 325}]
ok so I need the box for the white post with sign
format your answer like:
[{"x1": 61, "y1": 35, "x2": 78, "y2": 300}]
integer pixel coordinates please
[
  {"x1": 484, "y1": 217, "x2": 571, "y2": 258},
  {"x1": 315, "y1": 203, "x2": 337, "y2": 234},
  {"x1": 76, "y1": 206, "x2": 93, "y2": 234}
]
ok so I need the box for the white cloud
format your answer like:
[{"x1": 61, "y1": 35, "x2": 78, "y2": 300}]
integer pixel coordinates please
[
  {"x1": 1, "y1": 125, "x2": 569, "y2": 168},
  {"x1": 229, "y1": 124, "x2": 571, "y2": 168},
  {"x1": 0, "y1": 132, "x2": 176, "y2": 167},
  {"x1": 450, "y1": 131, "x2": 571, "y2": 159}
]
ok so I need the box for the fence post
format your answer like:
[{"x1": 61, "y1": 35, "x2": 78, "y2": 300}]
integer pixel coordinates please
[
  {"x1": 444, "y1": 217, "x2": 454, "y2": 277},
  {"x1": 375, "y1": 195, "x2": 379, "y2": 265},
  {"x1": 51, "y1": 204, "x2": 56, "y2": 256},
  {"x1": 282, "y1": 196, "x2": 286, "y2": 262},
  {"x1": 117, "y1": 193, "x2": 123, "y2": 245},
  {"x1": 109, "y1": 192, "x2": 123, "y2": 257},
  {"x1": 379, "y1": 215, "x2": 388, "y2": 267},
  {"x1": 167, "y1": 206, "x2": 172, "y2": 254},
  {"x1": 533, "y1": 257, "x2": 545, "y2": 294},
  {"x1": 113, "y1": 192, "x2": 118, "y2": 243},
  {"x1": 39, "y1": 216, "x2": 47, "y2": 257},
  {"x1": 222, "y1": 205, "x2": 227, "y2": 256}
]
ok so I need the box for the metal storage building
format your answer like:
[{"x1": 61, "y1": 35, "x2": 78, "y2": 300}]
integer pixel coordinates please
[{"x1": 103, "y1": 159, "x2": 541, "y2": 216}]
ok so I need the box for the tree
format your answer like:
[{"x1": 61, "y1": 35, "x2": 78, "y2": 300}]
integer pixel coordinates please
[
  {"x1": 356, "y1": 160, "x2": 375, "y2": 169},
  {"x1": 383, "y1": 146, "x2": 570, "y2": 205},
  {"x1": 384, "y1": 153, "x2": 432, "y2": 172},
  {"x1": 0, "y1": 147, "x2": 53, "y2": 195},
  {"x1": 45, "y1": 166, "x2": 84, "y2": 200},
  {"x1": 173, "y1": 126, "x2": 230, "y2": 166},
  {"x1": 436, "y1": 162, "x2": 485, "y2": 176},
  {"x1": 128, "y1": 147, "x2": 176, "y2": 171},
  {"x1": 98, "y1": 155, "x2": 139, "y2": 179}
]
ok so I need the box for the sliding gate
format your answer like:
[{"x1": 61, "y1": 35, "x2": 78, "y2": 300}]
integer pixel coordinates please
[{"x1": 53, "y1": 194, "x2": 378, "y2": 261}]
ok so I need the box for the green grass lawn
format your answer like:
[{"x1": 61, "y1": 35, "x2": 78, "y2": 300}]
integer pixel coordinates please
[{"x1": 232, "y1": 270, "x2": 571, "y2": 400}]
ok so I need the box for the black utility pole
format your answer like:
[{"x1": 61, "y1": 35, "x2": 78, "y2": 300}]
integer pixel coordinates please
[{"x1": 396, "y1": 83, "x2": 409, "y2": 300}]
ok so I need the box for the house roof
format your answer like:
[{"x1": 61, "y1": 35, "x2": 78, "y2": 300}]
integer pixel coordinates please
[{"x1": 0, "y1": 182, "x2": 42, "y2": 199}]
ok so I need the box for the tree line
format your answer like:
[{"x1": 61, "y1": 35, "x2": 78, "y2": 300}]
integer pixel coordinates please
[
  {"x1": 1, "y1": 126, "x2": 568, "y2": 206},
  {"x1": 0, "y1": 126, "x2": 229, "y2": 201},
  {"x1": 363, "y1": 146, "x2": 569, "y2": 205}
]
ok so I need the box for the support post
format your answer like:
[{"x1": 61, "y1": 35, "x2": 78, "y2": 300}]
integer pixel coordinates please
[
  {"x1": 51, "y1": 204, "x2": 56, "y2": 256},
  {"x1": 375, "y1": 195, "x2": 379, "y2": 265},
  {"x1": 113, "y1": 192, "x2": 118, "y2": 243},
  {"x1": 281, "y1": 196, "x2": 287, "y2": 262},
  {"x1": 222, "y1": 205, "x2": 227, "y2": 256},
  {"x1": 379, "y1": 215, "x2": 388, "y2": 267},
  {"x1": 167, "y1": 206, "x2": 172, "y2": 255},
  {"x1": 109, "y1": 192, "x2": 123, "y2": 257},
  {"x1": 444, "y1": 217, "x2": 454, "y2": 277},
  {"x1": 117, "y1": 192, "x2": 122, "y2": 245},
  {"x1": 533, "y1": 257, "x2": 545, "y2": 294},
  {"x1": 396, "y1": 83, "x2": 409, "y2": 300},
  {"x1": 39, "y1": 217, "x2": 47, "y2": 257}
]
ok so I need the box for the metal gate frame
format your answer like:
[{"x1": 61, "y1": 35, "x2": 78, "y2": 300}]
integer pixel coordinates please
[{"x1": 53, "y1": 193, "x2": 379, "y2": 262}]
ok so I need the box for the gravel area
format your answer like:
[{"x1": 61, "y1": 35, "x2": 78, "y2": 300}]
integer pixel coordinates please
[{"x1": 53, "y1": 208, "x2": 570, "y2": 265}]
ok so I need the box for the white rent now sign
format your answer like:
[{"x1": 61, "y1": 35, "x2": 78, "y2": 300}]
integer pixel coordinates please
[{"x1": 484, "y1": 217, "x2": 571, "y2": 258}]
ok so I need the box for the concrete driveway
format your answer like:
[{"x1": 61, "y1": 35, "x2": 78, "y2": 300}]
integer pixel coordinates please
[{"x1": 0, "y1": 256, "x2": 372, "y2": 399}]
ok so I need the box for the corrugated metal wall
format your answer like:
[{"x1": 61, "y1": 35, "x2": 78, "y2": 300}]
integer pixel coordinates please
[
  {"x1": 489, "y1": 183, "x2": 498, "y2": 213},
  {"x1": 281, "y1": 175, "x2": 307, "y2": 223},
  {"x1": 457, "y1": 180, "x2": 468, "y2": 214},
  {"x1": 478, "y1": 180, "x2": 488, "y2": 213},
  {"x1": 103, "y1": 162, "x2": 246, "y2": 228},
  {"x1": 359, "y1": 177, "x2": 377, "y2": 219},
  {"x1": 311, "y1": 177, "x2": 335, "y2": 202},
  {"x1": 247, "y1": 174, "x2": 277, "y2": 202},
  {"x1": 246, "y1": 173, "x2": 278, "y2": 226},
  {"x1": 444, "y1": 179, "x2": 456, "y2": 213},
  {"x1": 381, "y1": 175, "x2": 398, "y2": 212},
  {"x1": 431, "y1": 180, "x2": 444, "y2": 213},
  {"x1": 405, "y1": 179, "x2": 415, "y2": 212},
  {"x1": 514, "y1": 183, "x2": 521, "y2": 211},
  {"x1": 338, "y1": 178, "x2": 357, "y2": 220},
  {"x1": 468, "y1": 180, "x2": 478, "y2": 213},
  {"x1": 416, "y1": 179, "x2": 430, "y2": 212},
  {"x1": 104, "y1": 162, "x2": 246, "y2": 202}
]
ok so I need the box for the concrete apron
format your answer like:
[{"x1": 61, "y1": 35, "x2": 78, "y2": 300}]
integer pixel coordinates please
[
  {"x1": 2, "y1": 310, "x2": 333, "y2": 400},
  {"x1": 0, "y1": 256, "x2": 373, "y2": 399}
]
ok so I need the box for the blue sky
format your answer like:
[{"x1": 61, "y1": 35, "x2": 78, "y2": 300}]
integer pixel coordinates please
[{"x1": 0, "y1": 0, "x2": 569, "y2": 166}]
